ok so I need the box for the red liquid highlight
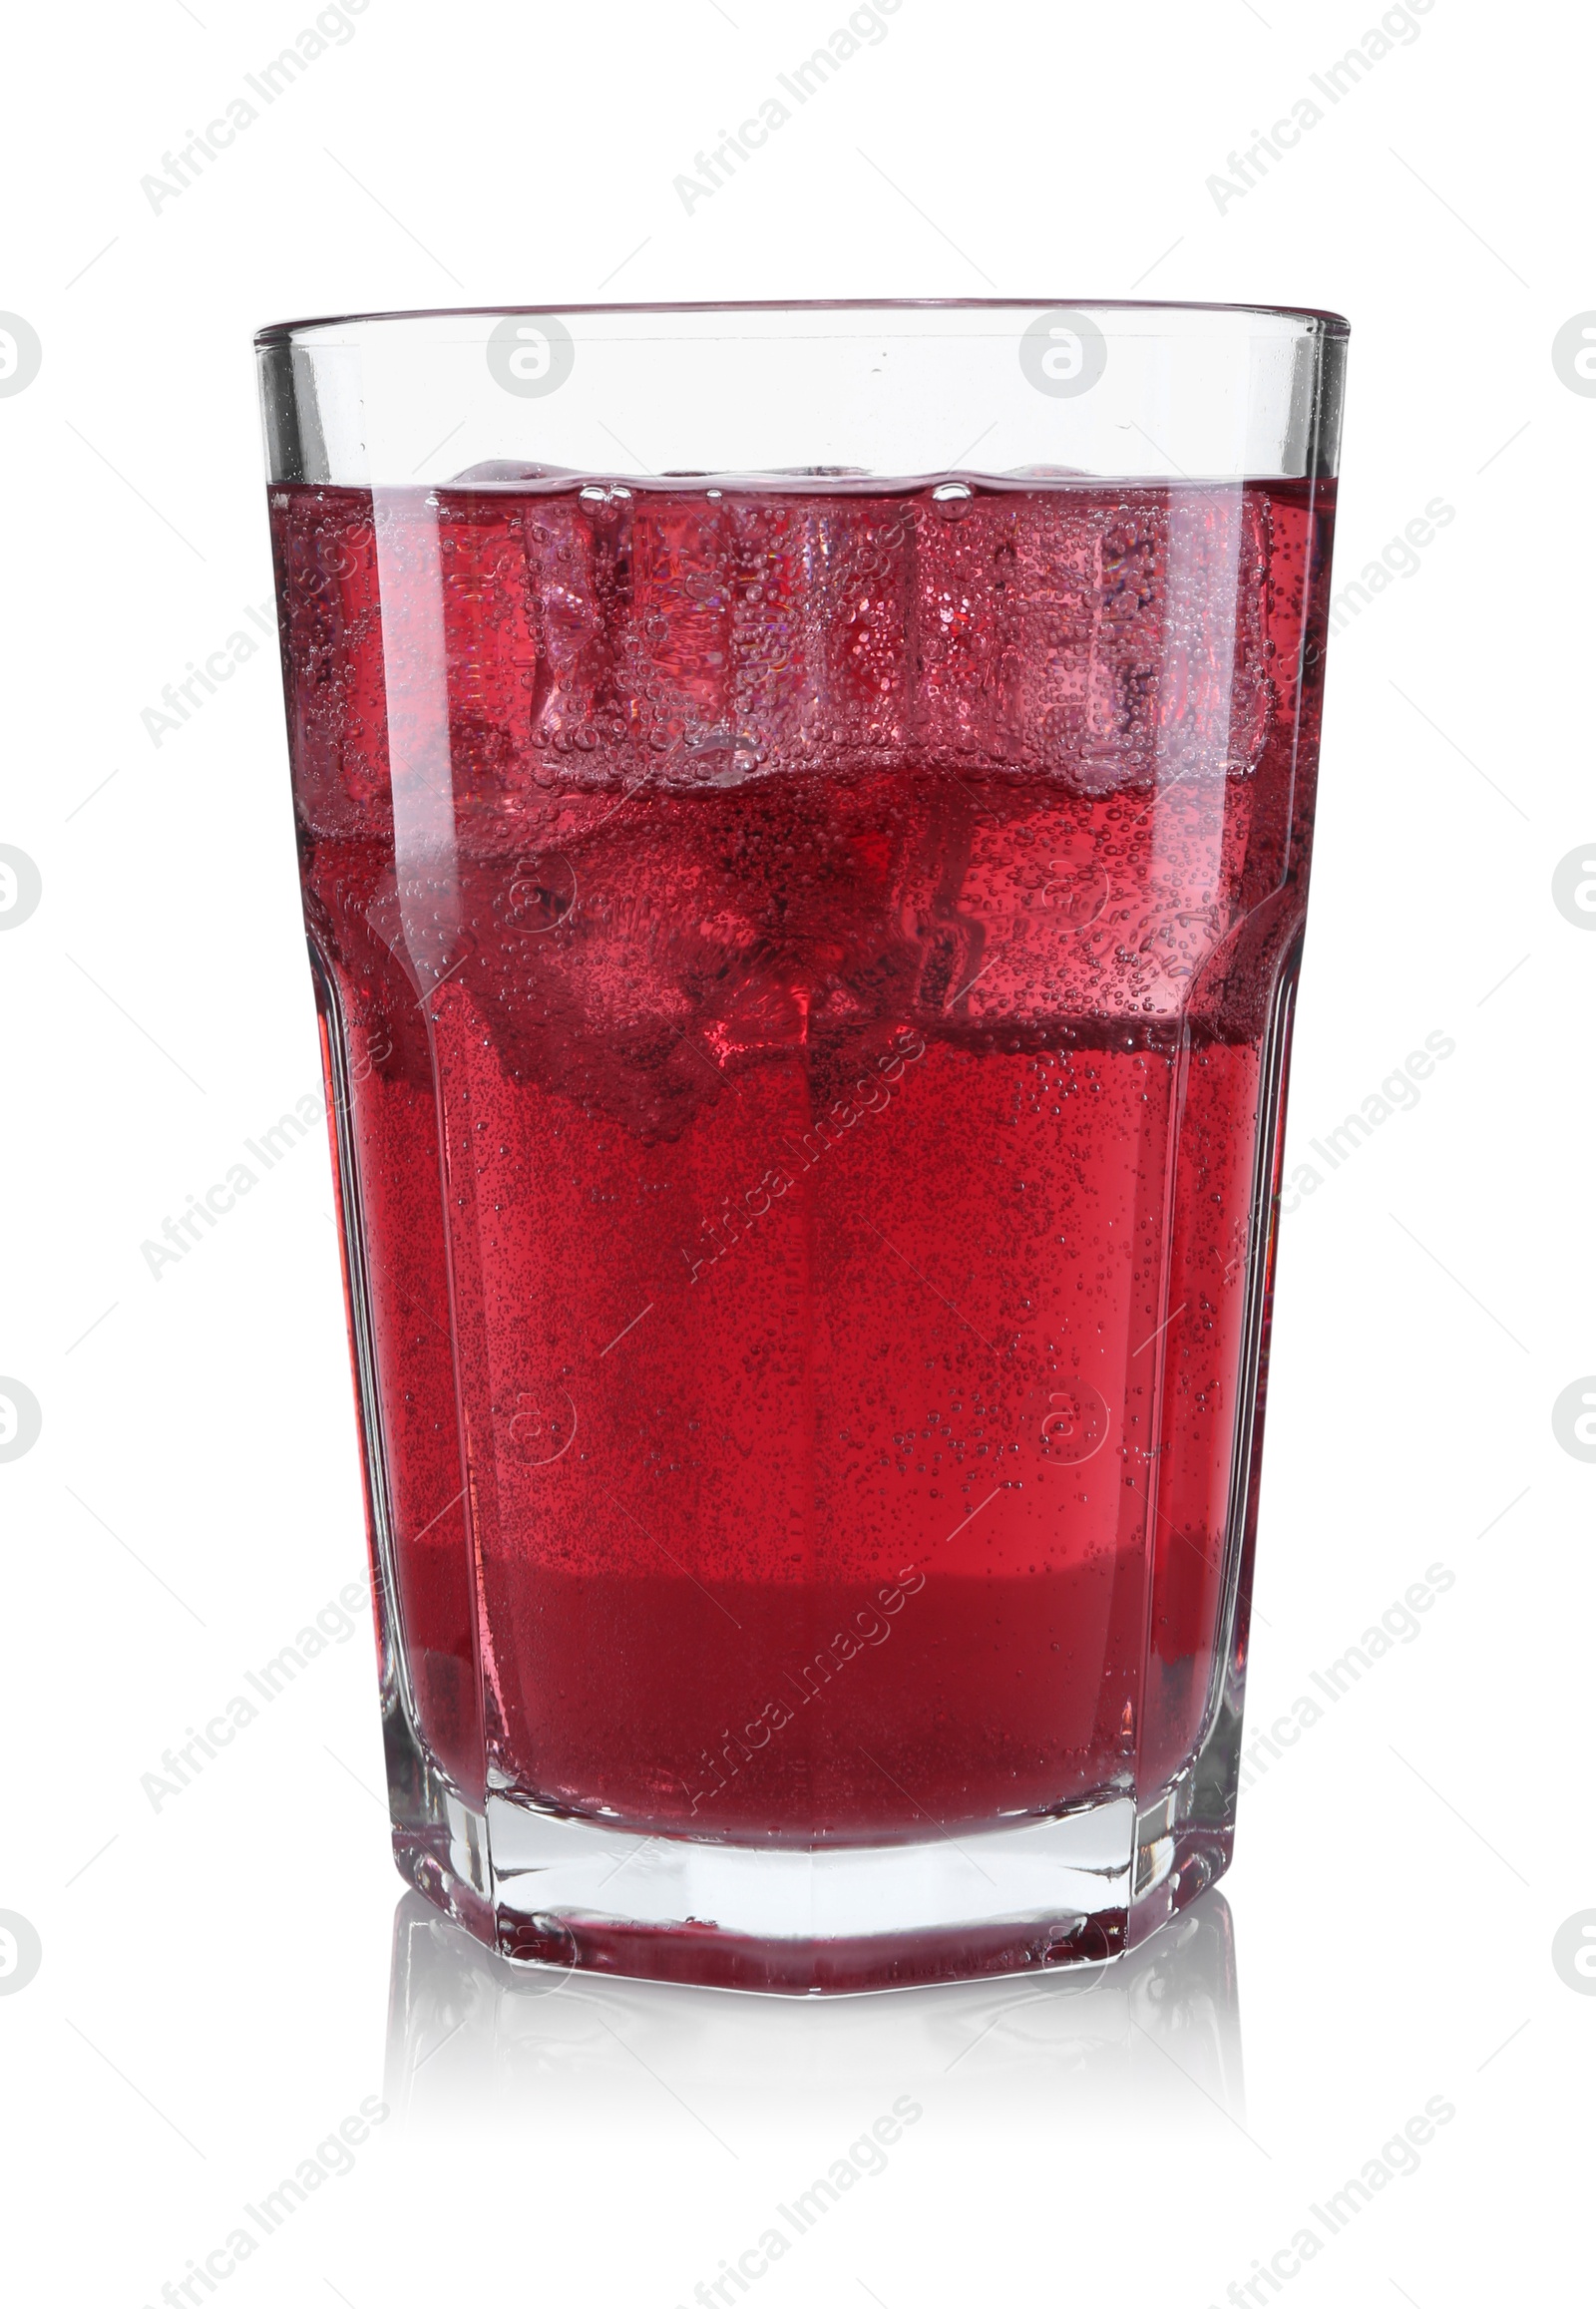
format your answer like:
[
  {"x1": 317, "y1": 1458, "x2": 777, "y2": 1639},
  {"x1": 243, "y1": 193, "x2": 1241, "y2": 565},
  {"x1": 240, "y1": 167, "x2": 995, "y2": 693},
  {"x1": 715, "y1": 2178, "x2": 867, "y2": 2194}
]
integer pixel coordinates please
[{"x1": 271, "y1": 473, "x2": 1333, "y2": 1846}]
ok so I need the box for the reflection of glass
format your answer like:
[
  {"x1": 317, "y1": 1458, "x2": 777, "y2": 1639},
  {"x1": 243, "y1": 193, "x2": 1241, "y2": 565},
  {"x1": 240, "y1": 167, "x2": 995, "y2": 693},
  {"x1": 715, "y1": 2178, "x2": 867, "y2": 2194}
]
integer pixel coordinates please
[
  {"x1": 258, "y1": 302, "x2": 1345, "y2": 1992},
  {"x1": 385, "y1": 1887, "x2": 1244, "y2": 2127}
]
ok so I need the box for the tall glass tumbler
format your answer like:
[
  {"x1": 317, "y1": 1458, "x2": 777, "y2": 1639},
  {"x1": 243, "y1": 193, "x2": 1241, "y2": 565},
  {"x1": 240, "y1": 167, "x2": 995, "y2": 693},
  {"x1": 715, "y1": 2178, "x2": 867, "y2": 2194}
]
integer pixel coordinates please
[{"x1": 257, "y1": 302, "x2": 1346, "y2": 1992}]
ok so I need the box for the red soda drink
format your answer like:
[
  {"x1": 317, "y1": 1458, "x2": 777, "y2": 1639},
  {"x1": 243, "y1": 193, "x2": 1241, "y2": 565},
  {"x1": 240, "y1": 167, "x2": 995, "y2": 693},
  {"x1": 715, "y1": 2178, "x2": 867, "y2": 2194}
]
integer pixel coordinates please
[{"x1": 270, "y1": 470, "x2": 1332, "y2": 1862}]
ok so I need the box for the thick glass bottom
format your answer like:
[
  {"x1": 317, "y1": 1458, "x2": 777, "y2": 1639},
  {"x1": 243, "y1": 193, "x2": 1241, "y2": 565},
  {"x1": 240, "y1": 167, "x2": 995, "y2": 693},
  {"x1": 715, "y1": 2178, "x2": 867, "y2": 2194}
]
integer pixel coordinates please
[{"x1": 386, "y1": 1694, "x2": 1238, "y2": 1996}]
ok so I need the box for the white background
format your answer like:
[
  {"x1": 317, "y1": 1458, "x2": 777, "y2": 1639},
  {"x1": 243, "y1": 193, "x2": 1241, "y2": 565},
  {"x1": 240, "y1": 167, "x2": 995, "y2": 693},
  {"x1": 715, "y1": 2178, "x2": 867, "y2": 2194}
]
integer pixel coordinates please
[{"x1": 1, "y1": 1, "x2": 1589, "y2": 2302}]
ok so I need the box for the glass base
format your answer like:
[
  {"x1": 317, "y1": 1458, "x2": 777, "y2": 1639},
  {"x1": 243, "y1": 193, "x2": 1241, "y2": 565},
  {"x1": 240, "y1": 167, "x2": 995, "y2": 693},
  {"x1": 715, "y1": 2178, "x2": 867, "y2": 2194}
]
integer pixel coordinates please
[{"x1": 384, "y1": 1697, "x2": 1237, "y2": 1996}]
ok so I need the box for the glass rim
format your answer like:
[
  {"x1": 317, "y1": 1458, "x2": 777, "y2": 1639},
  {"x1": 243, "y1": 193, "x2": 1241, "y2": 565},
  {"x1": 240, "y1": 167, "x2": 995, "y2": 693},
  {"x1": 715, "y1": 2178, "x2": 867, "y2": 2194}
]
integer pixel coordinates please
[{"x1": 255, "y1": 296, "x2": 1351, "y2": 348}]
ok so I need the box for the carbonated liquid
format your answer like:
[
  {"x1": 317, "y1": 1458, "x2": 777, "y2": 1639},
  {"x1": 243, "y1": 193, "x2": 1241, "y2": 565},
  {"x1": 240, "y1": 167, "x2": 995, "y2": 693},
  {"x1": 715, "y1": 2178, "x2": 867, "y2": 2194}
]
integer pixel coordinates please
[{"x1": 270, "y1": 472, "x2": 1333, "y2": 1845}]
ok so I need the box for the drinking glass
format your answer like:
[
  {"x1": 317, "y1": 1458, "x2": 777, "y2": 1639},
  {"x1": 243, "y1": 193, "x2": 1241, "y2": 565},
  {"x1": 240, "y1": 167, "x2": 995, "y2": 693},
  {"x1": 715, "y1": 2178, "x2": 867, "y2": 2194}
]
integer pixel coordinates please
[{"x1": 256, "y1": 300, "x2": 1346, "y2": 1992}]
